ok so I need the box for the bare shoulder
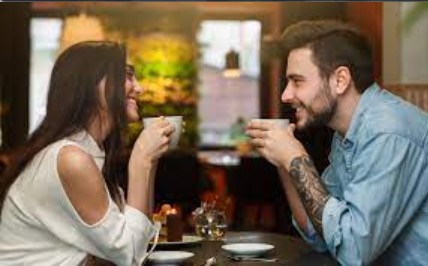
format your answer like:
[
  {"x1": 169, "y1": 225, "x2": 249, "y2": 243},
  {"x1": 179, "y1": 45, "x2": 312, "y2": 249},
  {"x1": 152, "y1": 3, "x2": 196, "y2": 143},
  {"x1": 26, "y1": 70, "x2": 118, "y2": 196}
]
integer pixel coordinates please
[
  {"x1": 57, "y1": 145, "x2": 97, "y2": 172},
  {"x1": 57, "y1": 145, "x2": 109, "y2": 225}
]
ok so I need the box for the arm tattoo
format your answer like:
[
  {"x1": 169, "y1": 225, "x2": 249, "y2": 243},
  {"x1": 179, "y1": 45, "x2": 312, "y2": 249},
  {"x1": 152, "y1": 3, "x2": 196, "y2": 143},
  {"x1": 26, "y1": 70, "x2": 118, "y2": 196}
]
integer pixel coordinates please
[{"x1": 289, "y1": 155, "x2": 330, "y2": 236}]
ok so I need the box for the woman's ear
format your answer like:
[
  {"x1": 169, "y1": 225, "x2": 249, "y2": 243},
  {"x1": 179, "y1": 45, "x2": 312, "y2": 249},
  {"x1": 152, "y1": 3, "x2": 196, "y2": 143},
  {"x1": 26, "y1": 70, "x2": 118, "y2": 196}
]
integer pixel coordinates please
[{"x1": 331, "y1": 66, "x2": 351, "y2": 95}]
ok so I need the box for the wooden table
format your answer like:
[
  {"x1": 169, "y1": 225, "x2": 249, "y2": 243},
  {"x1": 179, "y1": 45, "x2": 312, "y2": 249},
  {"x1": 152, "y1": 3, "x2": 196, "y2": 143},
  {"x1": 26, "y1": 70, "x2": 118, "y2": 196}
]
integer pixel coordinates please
[{"x1": 152, "y1": 231, "x2": 336, "y2": 266}]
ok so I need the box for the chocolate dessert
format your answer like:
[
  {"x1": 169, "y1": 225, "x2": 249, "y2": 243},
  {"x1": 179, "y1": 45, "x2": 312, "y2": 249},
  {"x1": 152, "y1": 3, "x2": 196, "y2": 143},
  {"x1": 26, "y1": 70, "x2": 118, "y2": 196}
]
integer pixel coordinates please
[{"x1": 166, "y1": 211, "x2": 183, "y2": 242}]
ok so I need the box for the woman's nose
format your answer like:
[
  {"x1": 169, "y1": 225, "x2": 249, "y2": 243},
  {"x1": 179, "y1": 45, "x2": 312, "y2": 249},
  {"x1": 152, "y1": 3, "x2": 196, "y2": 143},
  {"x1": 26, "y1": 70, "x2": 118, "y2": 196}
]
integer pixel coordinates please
[{"x1": 133, "y1": 79, "x2": 143, "y2": 95}]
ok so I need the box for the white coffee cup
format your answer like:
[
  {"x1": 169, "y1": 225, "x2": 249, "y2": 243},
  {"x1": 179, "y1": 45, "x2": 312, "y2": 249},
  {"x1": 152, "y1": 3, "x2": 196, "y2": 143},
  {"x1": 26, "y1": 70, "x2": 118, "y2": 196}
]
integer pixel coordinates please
[
  {"x1": 142, "y1": 116, "x2": 183, "y2": 149},
  {"x1": 251, "y1": 118, "x2": 290, "y2": 129}
]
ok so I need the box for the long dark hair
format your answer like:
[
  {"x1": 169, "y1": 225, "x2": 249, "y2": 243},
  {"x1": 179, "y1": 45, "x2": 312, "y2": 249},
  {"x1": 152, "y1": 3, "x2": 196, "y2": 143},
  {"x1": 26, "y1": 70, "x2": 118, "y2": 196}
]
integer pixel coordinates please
[{"x1": 0, "y1": 41, "x2": 128, "y2": 211}]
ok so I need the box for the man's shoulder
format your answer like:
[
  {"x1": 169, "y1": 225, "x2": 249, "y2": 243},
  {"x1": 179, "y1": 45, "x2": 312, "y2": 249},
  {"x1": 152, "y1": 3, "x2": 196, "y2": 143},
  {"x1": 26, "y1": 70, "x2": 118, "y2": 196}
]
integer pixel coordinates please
[{"x1": 361, "y1": 90, "x2": 428, "y2": 145}]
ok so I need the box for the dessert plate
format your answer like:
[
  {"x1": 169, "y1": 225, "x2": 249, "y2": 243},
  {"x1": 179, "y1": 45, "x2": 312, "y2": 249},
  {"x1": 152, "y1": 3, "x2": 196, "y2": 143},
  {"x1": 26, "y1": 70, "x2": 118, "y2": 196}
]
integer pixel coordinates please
[
  {"x1": 221, "y1": 243, "x2": 275, "y2": 257},
  {"x1": 147, "y1": 251, "x2": 194, "y2": 265},
  {"x1": 153, "y1": 235, "x2": 203, "y2": 247}
]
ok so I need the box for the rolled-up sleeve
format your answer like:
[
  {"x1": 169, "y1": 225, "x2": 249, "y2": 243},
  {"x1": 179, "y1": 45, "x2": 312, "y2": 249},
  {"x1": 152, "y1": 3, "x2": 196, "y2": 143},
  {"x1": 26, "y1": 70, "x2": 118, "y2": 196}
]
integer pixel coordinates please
[
  {"x1": 322, "y1": 196, "x2": 357, "y2": 263},
  {"x1": 320, "y1": 134, "x2": 428, "y2": 265},
  {"x1": 292, "y1": 216, "x2": 327, "y2": 252}
]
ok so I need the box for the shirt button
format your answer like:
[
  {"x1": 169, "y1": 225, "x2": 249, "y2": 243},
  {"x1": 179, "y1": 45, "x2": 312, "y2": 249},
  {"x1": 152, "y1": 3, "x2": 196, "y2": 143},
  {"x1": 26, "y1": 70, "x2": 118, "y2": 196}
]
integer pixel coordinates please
[{"x1": 342, "y1": 140, "x2": 353, "y2": 149}]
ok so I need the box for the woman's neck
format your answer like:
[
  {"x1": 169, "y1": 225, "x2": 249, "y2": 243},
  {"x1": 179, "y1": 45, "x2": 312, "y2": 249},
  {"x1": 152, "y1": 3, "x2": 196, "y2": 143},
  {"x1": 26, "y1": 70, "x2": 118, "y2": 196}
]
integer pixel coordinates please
[{"x1": 86, "y1": 116, "x2": 111, "y2": 147}]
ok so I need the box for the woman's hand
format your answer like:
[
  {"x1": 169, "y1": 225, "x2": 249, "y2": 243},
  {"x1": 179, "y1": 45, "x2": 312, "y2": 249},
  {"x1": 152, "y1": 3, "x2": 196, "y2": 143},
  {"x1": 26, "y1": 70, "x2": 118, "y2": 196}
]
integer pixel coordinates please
[
  {"x1": 127, "y1": 117, "x2": 174, "y2": 213},
  {"x1": 132, "y1": 117, "x2": 175, "y2": 164},
  {"x1": 246, "y1": 121, "x2": 308, "y2": 170}
]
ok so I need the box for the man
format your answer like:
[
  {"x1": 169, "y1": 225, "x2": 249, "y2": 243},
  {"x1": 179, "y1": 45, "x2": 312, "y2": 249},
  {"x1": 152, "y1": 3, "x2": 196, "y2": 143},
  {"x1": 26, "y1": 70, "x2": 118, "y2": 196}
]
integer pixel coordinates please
[{"x1": 247, "y1": 20, "x2": 428, "y2": 265}]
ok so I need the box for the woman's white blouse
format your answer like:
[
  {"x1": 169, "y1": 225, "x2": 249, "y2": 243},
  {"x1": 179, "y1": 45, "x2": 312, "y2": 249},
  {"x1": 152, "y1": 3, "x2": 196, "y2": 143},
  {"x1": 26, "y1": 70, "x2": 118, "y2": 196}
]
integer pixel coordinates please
[{"x1": 0, "y1": 131, "x2": 158, "y2": 266}]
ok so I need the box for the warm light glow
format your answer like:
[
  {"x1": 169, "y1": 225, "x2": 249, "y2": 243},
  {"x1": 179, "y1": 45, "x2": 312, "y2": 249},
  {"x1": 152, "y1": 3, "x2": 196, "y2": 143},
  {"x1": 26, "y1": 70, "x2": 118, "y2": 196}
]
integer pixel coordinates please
[
  {"x1": 223, "y1": 69, "x2": 241, "y2": 78},
  {"x1": 223, "y1": 49, "x2": 241, "y2": 78},
  {"x1": 59, "y1": 13, "x2": 105, "y2": 54},
  {"x1": 166, "y1": 208, "x2": 177, "y2": 215}
]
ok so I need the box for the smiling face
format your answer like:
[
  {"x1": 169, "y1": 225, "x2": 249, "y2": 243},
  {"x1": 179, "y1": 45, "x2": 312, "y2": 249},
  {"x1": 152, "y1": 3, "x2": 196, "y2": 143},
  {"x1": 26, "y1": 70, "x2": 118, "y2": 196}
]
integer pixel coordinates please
[
  {"x1": 124, "y1": 64, "x2": 143, "y2": 122},
  {"x1": 95, "y1": 64, "x2": 142, "y2": 135},
  {"x1": 281, "y1": 48, "x2": 337, "y2": 130}
]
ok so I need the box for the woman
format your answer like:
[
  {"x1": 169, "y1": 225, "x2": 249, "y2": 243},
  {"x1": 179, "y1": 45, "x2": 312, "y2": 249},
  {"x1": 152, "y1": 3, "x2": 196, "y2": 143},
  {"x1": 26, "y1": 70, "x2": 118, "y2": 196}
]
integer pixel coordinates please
[{"x1": 0, "y1": 41, "x2": 175, "y2": 265}]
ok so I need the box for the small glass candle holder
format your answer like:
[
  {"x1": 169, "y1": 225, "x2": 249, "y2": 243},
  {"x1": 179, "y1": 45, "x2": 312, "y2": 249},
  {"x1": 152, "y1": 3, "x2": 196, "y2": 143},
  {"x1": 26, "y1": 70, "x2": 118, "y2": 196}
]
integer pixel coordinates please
[{"x1": 193, "y1": 201, "x2": 227, "y2": 241}]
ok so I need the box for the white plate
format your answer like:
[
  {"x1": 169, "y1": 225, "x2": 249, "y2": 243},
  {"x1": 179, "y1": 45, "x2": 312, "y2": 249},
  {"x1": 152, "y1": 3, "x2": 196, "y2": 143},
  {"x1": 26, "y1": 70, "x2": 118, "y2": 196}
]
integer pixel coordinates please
[
  {"x1": 148, "y1": 251, "x2": 194, "y2": 264},
  {"x1": 154, "y1": 235, "x2": 203, "y2": 247},
  {"x1": 222, "y1": 243, "x2": 275, "y2": 257}
]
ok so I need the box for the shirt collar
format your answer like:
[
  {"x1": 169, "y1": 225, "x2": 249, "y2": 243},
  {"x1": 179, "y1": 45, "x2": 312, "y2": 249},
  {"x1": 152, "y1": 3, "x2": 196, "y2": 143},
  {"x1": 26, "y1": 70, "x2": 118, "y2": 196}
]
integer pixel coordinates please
[
  {"x1": 68, "y1": 130, "x2": 105, "y2": 158},
  {"x1": 338, "y1": 83, "x2": 381, "y2": 146}
]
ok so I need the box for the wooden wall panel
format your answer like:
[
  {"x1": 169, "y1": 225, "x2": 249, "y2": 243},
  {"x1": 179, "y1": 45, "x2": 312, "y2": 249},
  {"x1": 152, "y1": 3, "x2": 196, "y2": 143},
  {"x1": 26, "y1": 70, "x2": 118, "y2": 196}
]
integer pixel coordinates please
[
  {"x1": 346, "y1": 2, "x2": 383, "y2": 85},
  {"x1": 0, "y1": 3, "x2": 31, "y2": 148}
]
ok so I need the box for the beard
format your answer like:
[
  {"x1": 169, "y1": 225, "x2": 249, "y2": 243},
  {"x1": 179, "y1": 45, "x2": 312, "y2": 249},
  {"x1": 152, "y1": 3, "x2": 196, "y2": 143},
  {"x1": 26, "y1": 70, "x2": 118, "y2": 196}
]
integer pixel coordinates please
[{"x1": 295, "y1": 82, "x2": 337, "y2": 131}]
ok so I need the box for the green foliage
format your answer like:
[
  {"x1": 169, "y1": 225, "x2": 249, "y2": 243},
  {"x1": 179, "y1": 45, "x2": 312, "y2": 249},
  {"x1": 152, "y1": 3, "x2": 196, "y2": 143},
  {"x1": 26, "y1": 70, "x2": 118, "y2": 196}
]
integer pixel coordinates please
[
  {"x1": 134, "y1": 60, "x2": 197, "y2": 79},
  {"x1": 127, "y1": 33, "x2": 199, "y2": 151},
  {"x1": 402, "y1": 2, "x2": 428, "y2": 34}
]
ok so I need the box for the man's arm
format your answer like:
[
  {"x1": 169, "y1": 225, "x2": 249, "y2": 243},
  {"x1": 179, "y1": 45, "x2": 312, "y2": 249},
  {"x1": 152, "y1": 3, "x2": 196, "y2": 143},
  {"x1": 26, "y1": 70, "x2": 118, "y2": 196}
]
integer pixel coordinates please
[
  {"x1": 245, "y1": 120, "x2": 330, "y2": 236},
  {"x1": 277, "y1": 166, "x2": 308, "y2": 232},
  {"x1": 289, "y1": 134, "x2": 428, "y2": 264},
  {"x1": 278, "y1": 163, "x2": 328, "y2": 252},
  {"x1": 287, "y1": 155, "x2": 330, "y2": 236},
  {"x1": 247, "y1": 119, "x2": 428, "y2": 263}
]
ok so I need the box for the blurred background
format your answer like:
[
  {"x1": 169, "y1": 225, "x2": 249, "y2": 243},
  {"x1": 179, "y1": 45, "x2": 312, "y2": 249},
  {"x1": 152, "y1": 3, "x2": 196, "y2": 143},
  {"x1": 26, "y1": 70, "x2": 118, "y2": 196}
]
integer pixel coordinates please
[{"x1": 1, "y1": 2, "x2": 427, "y2": 235}]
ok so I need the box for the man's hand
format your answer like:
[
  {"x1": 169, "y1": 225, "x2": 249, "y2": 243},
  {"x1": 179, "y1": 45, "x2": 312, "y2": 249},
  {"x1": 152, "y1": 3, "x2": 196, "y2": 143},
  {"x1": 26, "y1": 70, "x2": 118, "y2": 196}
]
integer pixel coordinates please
[
  {"x1": 246, "y1": 120, "x2": 330, "y2": 236},
  {"x1": 246, "y1": 121, "x2": 307, "y2": 170}
]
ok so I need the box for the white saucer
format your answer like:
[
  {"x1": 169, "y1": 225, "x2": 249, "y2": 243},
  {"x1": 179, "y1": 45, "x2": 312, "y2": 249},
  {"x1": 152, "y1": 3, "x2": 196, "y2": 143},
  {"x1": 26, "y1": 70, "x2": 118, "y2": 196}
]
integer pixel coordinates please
[
  {"x1": 147, "y1": 251, "x2": 194, "y2": 265},
  {"x1": 221, "y1": 243, "x2": 275, "y2": 257}
]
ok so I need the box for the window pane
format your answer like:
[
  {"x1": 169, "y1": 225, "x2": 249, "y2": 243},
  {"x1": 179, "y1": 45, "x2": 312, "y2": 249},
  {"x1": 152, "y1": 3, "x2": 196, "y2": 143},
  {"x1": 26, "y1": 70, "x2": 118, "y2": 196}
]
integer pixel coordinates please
[
  {"x1": 197, "y1": 20, "x2": 261, "y2": 146},
  {"x1": 29, "y1": 18, "x2": 62, "y2": 133}
]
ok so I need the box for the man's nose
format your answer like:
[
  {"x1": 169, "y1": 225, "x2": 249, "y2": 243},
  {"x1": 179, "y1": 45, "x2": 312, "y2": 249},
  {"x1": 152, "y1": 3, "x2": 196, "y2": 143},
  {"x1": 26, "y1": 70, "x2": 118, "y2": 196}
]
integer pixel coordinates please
[{"x1": 281, "y1": 83, "x2": 294, "y2": 103}]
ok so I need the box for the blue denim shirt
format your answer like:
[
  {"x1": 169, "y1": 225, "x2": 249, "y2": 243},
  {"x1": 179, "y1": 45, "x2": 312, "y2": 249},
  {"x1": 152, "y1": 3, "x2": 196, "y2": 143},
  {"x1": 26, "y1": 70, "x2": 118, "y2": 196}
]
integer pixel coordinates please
[{"x1": 293, "y1": 83, "x2": 428, "y2": 265}]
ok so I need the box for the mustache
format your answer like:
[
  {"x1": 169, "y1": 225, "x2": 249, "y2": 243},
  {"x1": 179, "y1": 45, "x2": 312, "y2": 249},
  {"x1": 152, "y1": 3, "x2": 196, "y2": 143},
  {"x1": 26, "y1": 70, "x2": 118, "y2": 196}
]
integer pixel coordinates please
[{"x1": 290, "y1": 102, "x2": 305, "y2": 110}]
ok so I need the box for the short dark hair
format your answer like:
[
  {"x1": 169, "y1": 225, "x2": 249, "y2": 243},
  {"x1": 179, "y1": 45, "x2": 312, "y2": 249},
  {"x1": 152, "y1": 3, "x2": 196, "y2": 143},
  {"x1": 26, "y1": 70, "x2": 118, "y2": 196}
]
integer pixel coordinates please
[{"x1": 281, "y1": 20, "x2": 374, "y2": 93}]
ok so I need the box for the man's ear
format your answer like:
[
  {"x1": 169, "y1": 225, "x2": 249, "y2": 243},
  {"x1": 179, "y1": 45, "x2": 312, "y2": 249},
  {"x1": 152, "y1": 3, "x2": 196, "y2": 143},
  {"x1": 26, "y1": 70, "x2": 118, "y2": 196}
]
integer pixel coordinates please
[{"x1": 331, "y1": 66, "x2": 351, "y2": 95}]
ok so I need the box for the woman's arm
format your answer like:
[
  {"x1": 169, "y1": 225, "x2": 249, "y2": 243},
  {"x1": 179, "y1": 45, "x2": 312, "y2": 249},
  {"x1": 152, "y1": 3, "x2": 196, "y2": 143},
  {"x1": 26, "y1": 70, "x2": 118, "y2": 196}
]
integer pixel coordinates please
[
  {"x1": 127, "y1": 158, "x2": 157, "y2": 215},
  {"x1": 58, "y1": 145, "x2": 110, "y2": 225},
  {"x1": 56, "y1": 140, "x2": 167, "y2": 265},
  {"x1": 127, "y1": 118, "x2": 174, "y2": 214}
]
